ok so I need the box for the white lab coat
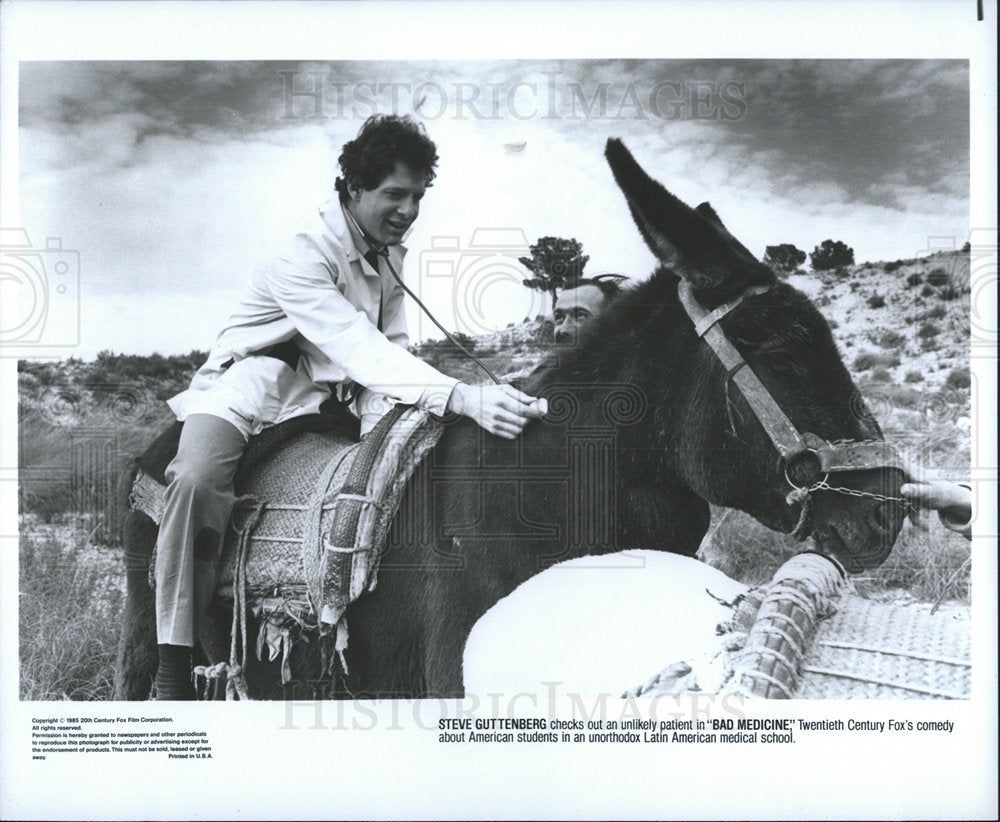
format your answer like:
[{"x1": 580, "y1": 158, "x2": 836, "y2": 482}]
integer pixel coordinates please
[{"x1": 168, "y1": 199, "x2": 458, "y2": 438}]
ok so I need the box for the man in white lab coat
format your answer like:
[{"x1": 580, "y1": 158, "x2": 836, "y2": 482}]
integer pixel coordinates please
[{"x1": 154, "y1": 114, "x2": 546, "y2": 698}]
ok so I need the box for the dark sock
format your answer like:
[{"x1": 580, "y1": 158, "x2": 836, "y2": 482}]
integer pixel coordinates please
[{"x1": 154, "y1": 644, "x2": 194, "y2": 700}]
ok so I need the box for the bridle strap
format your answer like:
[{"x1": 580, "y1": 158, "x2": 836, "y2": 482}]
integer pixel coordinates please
[
  {"x1": 678, "y1": 281, "x2": 809, "y2": 460},
  {"x1": 677, "y1": 280, "x2": 909, "y2": 477},
  {"x1": 690, "y1": 285, "x2": 770, "y2": 337}
]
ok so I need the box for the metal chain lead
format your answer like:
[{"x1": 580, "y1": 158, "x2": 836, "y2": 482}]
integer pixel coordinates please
[
  {"x1": 811, "y1": 480, "x2": 918, "y2": 522},
  {"x1": 787, "y1": 478, "x2": 916, "y2": 541},
  {"x1": 812, "y1": 480, "x2": 912, "y2": 507}
]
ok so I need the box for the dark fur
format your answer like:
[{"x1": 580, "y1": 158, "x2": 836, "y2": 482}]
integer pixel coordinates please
[{"x1": 115, "y1": 141, "x2": 905, "y2": 700}]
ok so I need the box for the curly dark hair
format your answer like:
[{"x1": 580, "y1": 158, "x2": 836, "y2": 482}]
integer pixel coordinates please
[{"x1": 334, "y1": 114, "x2": 438, "y2": 201}]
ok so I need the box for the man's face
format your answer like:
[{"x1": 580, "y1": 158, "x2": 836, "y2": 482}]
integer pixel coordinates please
[
  {"x1": 553, "y1": 284, "x2": 606, "y2": 344},
  {"x1": 348, "y1": 162, "x2": 426, "y2": 246}
]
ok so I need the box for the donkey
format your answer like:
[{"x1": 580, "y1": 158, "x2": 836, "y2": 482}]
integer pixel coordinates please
[{"x1": 115, "y1": 139, "x2": 906, "y2": 700}]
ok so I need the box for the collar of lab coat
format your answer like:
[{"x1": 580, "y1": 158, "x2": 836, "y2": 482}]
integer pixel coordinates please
[{"x1": 320, "y1": 198, "x2": 407, "y2": 278}]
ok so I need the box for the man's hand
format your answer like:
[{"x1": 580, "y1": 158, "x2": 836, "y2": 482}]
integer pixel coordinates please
[
  {"x1": 447, "y1": 383, "x2": 548, "y2": 439},
  {"x1": 900, "y1": 480, "x2": 971, "y2": 523}
]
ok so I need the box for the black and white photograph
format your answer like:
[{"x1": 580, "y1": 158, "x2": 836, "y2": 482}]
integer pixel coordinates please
[{"x1": 1, "y1": 1, "x2": 996, "y2": 820}]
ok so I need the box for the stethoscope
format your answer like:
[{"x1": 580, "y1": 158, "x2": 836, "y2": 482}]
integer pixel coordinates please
[{"x1": 344, "y1": 202, "x2": 501, "y2": 385}]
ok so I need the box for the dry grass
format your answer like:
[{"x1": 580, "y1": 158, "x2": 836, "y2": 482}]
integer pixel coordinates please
[{"x1": 19, "y1": 528, "x2": 124, "y2": 700}]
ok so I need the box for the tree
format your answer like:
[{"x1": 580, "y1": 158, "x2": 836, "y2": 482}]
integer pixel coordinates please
[
  {"x1": 519, "y1": 236, "x2": 589, "y2": 310},
  {"x1": 810, "y1": 239, "x2": 855, "y2": 271},
  {"x1": 762, "y1": 244, "x2": 807, "y2": 275}
]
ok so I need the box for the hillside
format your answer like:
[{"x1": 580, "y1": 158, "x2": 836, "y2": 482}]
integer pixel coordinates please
[
  {"x1": 789, "y1": 250, "x2": 970, "y2": 396},
  {"x1": 409, "y1": 248, "x2": 971, "y2": 400},
  {"x1": 17, "y1": 249, "x2": 971, "y2": 556}
]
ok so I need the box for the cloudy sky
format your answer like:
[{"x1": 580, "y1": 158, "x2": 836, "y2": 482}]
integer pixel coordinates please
[{"x1": 15, "y1": 58, "x2": 969, "y2": 357}]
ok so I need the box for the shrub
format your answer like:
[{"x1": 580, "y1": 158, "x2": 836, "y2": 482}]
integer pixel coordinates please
[
  {"x1": 877, "y1": 330, "x2": 906, "y2": 349},
  {"x1": 938, "y1": 285, "x2": 960, "y2": 301},
  {"x1": 920, "y1": 284, "x2": 936, "y2": 297},
  {"x1": 918, "y1": 322, "x2": 940, "y2": 339},
  {"x1": 905, "y1": 271, "x2": 923, "y2": 287},
  {"x1": 449, "y1": 331, "x2": 477, "y2": 352},
  {"x1": 926, "y1": 267, "x2": 950, "y2": 287},
  {"x1": 869, "y1": 368, "x2": 892, "y2": 382},
  {"x1": 854, "y1": 351, "x2": 899, "y2": 371},
  {"x1": 923, "y1": 304, "x2": 947, "y2": 320},
  {"x1": 811, "y1": 239, "x2": 855, "y2": 271},
  {"x1": 904, "y1": 370, "x2": 924, "y2": 383},
  {"x1": 883, "y1": 260, "x2": 903, "y2": 272},
  {"x1": 867, "y1": 293, "x2": 886, "y2": 309},
  {"x1": 945, "y1": 367, "x2": 971, "y2": 391},
  {"x1": 887, "y1": 386, "x2": 922, "y2": 409},
  {"x1": 763, "y1": 244, "x2": 807, "y2": 275},
  {"x1": 853, "y1": 352, "x2": 877, "y2": 370}
]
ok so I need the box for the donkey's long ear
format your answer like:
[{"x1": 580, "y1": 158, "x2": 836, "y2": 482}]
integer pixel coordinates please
[
  {"x1": 606, "y1": 138, "x2": 770, "y2": 290},
  {"x1": 694, "y1": 201, "x2": 762, "y2": 269}
]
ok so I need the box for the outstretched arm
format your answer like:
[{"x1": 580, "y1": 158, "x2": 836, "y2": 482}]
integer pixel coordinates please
[
  {"x1": 447, "y1": 383, "x2": 548, "y2": 440},
  {"x1": 900, "y1": 481, "x2": 972, "y2": 540}
]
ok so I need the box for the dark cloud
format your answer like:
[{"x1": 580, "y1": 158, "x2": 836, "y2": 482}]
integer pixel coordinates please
[
  {"x1": 21, "y1": 59, "x2": 968, "y2": 209},
  {"x1": 703, "y1": 59, "x2": 969, "y2": 210}
]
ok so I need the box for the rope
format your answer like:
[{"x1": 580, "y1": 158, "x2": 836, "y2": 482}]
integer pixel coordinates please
[
  {"x1": 788, "y1": 487, "x2": 813, "y2": 540},
  {"x1": 193, "y1": 661, "x2": 231, "y2": 700},
  {"x1": 735, "y1": 668, "x2": 797, "y2": 700},
  {"x1": 720, "y1": 554, "x2": 843, "y2": 699},
  {"x1": 226, "y1": 496, "x2": 266, "y2": 700},
  {"x1": 754, "y1": 617, "x2": 810, "y2": 653}
]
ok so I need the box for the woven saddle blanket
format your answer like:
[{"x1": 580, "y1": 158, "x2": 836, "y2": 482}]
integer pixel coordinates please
[{"x1": 130, "y1": 405, "x2": 444, "y2": 639}]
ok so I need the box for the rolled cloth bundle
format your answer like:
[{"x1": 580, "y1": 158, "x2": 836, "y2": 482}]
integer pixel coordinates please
[{"x1": 628, "y1": 552, "x2": 971, "y2": 700}]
